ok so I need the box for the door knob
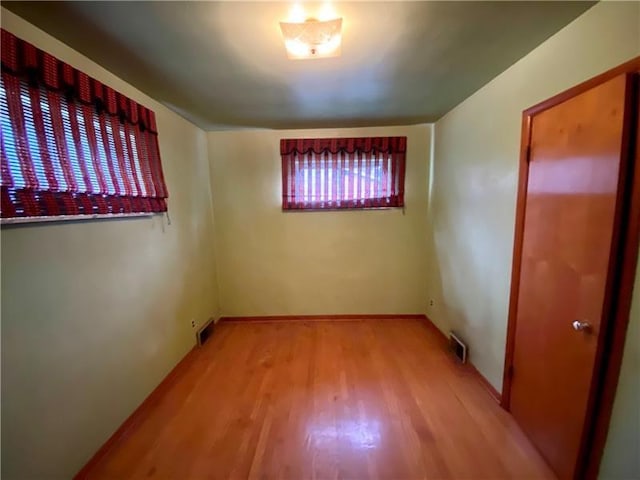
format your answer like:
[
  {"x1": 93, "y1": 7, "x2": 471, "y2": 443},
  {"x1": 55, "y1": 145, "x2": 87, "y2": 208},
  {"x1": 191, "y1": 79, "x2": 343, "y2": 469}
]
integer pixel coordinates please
[{"x1": 572, "y1": 320, "x2": 592, "y2": 332}]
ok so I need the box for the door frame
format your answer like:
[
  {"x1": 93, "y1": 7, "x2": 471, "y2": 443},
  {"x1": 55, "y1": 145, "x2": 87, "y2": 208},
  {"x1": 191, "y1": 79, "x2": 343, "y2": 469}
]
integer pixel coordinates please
[{"x1": 501, "y1": 56, "x2": 640, "y2": 480}]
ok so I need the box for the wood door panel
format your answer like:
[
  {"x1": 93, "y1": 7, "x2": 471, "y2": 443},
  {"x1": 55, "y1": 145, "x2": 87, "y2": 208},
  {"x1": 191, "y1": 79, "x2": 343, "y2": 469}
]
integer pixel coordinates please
[{"x1": 510, "y1": 74, "x2": 631, "y2": 480}]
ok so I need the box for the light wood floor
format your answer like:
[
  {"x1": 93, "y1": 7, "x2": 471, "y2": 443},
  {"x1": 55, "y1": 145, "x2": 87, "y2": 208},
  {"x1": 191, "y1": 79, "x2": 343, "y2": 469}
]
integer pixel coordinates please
[{"x1": 85, "y1": 319, "x2": 554, "y2": 479}]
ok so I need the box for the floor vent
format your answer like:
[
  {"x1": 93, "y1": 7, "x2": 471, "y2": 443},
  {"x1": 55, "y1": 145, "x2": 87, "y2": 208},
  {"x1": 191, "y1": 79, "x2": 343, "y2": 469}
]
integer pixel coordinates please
[
  {"x1": 449, "y1": 331, "x2": 468, "y2": 363},
  {"x1": 196, "y1": 318, "x2": 216, "y2": 346}
]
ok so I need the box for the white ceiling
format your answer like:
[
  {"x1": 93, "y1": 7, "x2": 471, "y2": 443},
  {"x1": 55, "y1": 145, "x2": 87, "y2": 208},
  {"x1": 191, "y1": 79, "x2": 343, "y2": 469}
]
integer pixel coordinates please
[{"x1": 4, "y1": 1, "x2": 595, "y2": 130}]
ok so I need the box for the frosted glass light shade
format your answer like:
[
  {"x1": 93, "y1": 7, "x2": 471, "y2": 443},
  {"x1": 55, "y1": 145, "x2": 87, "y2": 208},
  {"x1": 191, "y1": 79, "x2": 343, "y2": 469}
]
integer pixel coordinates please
[{"x1": 279, "y1": 18, "x2": 342, "y2": 60}]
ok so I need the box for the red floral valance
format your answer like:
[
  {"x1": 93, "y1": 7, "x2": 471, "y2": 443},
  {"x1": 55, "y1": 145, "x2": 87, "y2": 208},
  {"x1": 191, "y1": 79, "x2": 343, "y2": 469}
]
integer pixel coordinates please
[
  {"x1": 280, "y1": 136, "x2": 407, "y2": 155},
  {"x1": 1, "y1": 29, "x2": 156, "y2": 133}
]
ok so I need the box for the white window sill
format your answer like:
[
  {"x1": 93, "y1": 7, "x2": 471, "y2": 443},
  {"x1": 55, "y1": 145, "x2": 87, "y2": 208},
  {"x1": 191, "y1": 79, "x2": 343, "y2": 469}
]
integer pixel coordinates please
[{"x1": 1, "y1": 212, "x2": 159, "y2": 226}]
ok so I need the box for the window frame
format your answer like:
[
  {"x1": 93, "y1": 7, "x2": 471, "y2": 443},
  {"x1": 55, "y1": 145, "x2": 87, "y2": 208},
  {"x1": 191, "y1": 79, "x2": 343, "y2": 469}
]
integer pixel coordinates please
[
  {"x1": 280, "y1": 136, "x2": 407, "y2": 212},
  {"x1": 0, "y1": 29, "x2": 168, "y2": 224}
]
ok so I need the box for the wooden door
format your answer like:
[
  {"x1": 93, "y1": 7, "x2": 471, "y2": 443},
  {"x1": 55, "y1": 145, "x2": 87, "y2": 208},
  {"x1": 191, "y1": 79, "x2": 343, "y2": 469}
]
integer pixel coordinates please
[{"x1": 509, "y1": 74, "x2": 637, "y2": 480}]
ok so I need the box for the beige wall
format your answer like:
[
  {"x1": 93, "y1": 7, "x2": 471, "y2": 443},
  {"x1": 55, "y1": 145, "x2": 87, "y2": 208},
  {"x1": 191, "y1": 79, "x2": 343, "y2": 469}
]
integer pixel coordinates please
[
  {"x1": 208, "y1": 125, "x2": 432, "y2": 317},
  {"x1": 430, "y1": 1, "x2": 639, "y2": 478},
  {"x1": 0, "y1": 9, "x2": 220, "y2": 479},
  {"x1": 600, "y1": 260, "x2": 640, "y2": 479}
]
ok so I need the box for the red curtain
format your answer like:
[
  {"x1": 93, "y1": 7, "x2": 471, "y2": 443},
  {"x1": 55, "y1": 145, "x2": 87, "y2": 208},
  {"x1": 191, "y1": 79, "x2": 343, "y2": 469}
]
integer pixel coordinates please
[
  {"x1": 0, "y1": 29, "x2": 168, "y2": 219},
  {"x1": 280, "y1": 137, "x2": 407, "y2": 210}
]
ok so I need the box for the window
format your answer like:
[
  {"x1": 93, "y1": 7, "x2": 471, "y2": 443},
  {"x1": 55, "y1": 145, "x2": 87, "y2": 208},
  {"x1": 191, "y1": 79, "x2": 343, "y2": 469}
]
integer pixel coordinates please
[
  {"x1": 280, "y1": 137, "x2": 406, "y2": 210},
  {"x1": 0, "y1": 29, "x2": 168, "y2": 221}
]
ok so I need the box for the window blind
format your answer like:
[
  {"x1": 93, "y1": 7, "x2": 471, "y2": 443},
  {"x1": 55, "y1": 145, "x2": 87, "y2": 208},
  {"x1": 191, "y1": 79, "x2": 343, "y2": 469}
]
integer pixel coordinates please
[
  {"x1": 0, "y1": 29, "x2": 168, "y2": 219},
  {"x1": 280, "y1": 137, "x2": 407, "y2": 210}
]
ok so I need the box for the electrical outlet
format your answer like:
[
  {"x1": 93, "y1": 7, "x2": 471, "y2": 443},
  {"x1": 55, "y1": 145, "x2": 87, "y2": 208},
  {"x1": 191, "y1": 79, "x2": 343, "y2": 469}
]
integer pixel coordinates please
[
  {"x1": 191, "y1": 319, "x2": 196, "y2": 329},
  {"x1": 429, "y1": 299, "x2": 434, "y2": 307}
]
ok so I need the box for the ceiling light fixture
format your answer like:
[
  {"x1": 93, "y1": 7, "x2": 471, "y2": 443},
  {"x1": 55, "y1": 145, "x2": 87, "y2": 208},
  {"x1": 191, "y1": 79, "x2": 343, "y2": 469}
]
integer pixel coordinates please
[{"x1": 279, "y1": 11, "x2": 342, "y2": 60}]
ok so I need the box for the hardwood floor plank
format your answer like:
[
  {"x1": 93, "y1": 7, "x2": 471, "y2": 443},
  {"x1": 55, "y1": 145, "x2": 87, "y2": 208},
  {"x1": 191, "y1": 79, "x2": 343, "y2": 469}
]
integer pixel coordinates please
[{"x1": 82, "y1": 319, "x2": 554, "y2": 479}]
